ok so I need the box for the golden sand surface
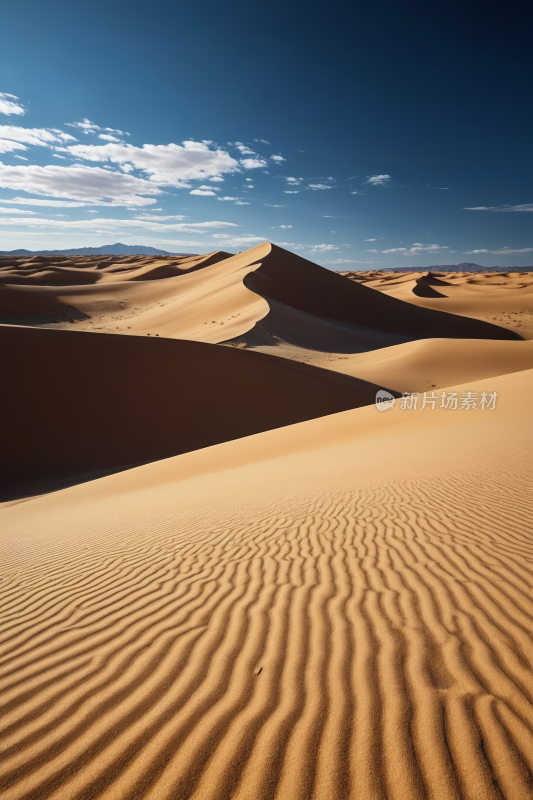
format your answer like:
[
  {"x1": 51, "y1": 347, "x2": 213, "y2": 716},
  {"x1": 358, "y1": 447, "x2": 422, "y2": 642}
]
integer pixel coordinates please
[{"x1": 1, "y1": 246, "x2": 532, "y2": 799}]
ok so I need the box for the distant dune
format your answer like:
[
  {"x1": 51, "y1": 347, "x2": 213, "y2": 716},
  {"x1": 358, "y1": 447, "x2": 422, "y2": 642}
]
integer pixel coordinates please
[{"x1": 1, "y1": 243, "x2": 532, "y2": 800}]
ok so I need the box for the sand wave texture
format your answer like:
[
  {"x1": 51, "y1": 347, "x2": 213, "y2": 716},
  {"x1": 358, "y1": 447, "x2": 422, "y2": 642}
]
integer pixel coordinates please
[{"x1": 1, "y1": 369, "x2": 532, "y2": 800}]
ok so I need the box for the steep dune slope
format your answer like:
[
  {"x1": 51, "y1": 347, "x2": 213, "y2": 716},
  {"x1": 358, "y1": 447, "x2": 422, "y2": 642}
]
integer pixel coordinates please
[
  {"x1": 0, "y1": 323, "x2": 395, "y2": 496},
  {"x1": 1, "y1": 369, "x2": 531, "y2": 800},
  {"x1": 246, "y1": 244, "x2": 520, "y2": 340}
]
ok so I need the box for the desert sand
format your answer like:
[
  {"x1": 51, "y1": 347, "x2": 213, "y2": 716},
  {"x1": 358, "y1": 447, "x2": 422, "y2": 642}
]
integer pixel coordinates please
[{"x1": 1, "y1": 247, "x2": 532, "y2": 800}]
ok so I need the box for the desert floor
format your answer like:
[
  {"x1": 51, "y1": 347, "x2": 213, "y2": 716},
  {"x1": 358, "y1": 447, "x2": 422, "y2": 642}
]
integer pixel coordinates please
[{"x1": 1, "y1": 244, "x2": 533, "y2": 800}]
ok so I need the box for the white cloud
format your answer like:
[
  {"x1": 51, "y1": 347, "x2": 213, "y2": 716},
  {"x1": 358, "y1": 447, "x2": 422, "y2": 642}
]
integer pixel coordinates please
[
  {"x1": 272, "y1": 225, "x2": 292, "y2": 228},
  {"x1": 465, "y1": 203, "x2": 533, "y2": 213},
  {"x1": 284, "y1": 190, "x2": 299, "y2": 194},
  {"x1": 0, "y1": 125, "x2": 77, "y2": 147},
  {"x1": 376, "y1": 243, "x2": 449, "y2": 255},
  {"x1": 0, "y1": 163, "x2": 161, "y2": 206},
  {"x1": 364, "y1": 238, "x2": 377, "y2": 241},
  {"x1": 463, "y1": 247, "x2": 533, "y2": 254},
  {"x1": 190, "y1": 189, "x2": 217, "y2": 196},
  {"x1": 271, "y1": 155, "x2": 285, "y2": 162},
  {"x1": 0, "y1": 94, "x2": 25, "y2": 116},
  {"x1": 235, "y1": 144, "x2": 255, "y2": 155},
  {"x1": 240, "y1": 157, "x2": 268, "y2": 169},
  {"x1": 217, "y1": 196, "x2": 241, "y2": 201},
  {"x1": 67, "y1": 140, "x2": 239, "y2": 187},
  {"x1": 307, "y1": 183, "x2": 332, "y2": 190},
  {"x1": 209, "y1": 176, "x2": 224, "y2": 182},
  {"x1": 284, "y1": 177, "x2": 302, "y2": 185},
  {"x1": 264, "y1": 204, "x2": 285, "y2": 207},
  {"x1": 245, "y1": 177, "x2": 253, "y2": 182},
  {"x1": 366, "y1": 174, "x2": 391, "y2": 186},
  {"x1": 4, "y1": 196, "x2": 105, "y2": 208},
  {"x1": 53, "y1": 154, "x2": 67, "y2": 159},
  {"x1": 351, "y1": 190, "x2": 362, "y2": 195},
  {"x1": 198, "y1": 184, "x2": 219, "y2": 190},
  {"x1": 0, "y1": 140, "x2": 27, "y2": 154},
  {"x1": 66, "y1": 119, "x2": 128, "y2": 136},
  {"x1": 0, "y1": 206, "x2": 35, "y2": 214},
  {"x1": 307, "y1": 244, "x2": 337, "y2": 252},
  {"x1": 98, "y1": 134, "x2": 121, "y2": 142},
  {"x1": 253, "y1": 139, "x2": 270, "y2": 144},
  {"x1": 211, "y1": 234, "x2": 265, "y2": 246},
  {"x1": 235, "y1": 201, "x2": 250, "y2": 205},
  {"x1": 0, "y1": 215, "x2": 239, "y2": 233},
  {"x1": 14, "y1": 155, "x2": 28, "y2": 160}
]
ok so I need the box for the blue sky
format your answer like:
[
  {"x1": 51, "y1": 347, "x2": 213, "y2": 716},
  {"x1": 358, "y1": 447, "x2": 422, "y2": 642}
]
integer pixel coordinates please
[{"x1": 0, "y1": 0, "x2": 531, "y2": 268}]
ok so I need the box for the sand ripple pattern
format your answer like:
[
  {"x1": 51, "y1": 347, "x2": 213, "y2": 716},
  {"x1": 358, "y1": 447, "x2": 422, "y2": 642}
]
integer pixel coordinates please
[{"x1": 1, "y1": 455, "x2": 533, "y2": 800}]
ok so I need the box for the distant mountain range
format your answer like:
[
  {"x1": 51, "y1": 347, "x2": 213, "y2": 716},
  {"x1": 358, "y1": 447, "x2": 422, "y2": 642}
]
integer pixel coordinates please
[
  {"x1": 382, "y1": 263, "x2": 533, "y2": 273},
  {"x1": 0, "y1": 243, "x2": 196, "y2": 256}
]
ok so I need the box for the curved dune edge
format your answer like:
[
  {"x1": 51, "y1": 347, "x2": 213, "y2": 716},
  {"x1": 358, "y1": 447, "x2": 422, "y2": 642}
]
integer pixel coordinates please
[
  {"x1": 0, "y1": 323, "x2": 397, "y2": 495},
  {"x1": 1, "y1": 369, "x2": 532, "y2": 800}
]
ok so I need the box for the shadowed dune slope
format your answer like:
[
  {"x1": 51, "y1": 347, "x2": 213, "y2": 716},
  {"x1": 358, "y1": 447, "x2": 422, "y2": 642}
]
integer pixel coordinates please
[
  {"x1": 0, "y1": 324, "x2": 395, "y2": 494},
  {"x1": 0, "y1": 369, "x2": 532, "y2": 800},
  {"x1": 245, "y1": 244, "x2": 520, "y2": 340}
]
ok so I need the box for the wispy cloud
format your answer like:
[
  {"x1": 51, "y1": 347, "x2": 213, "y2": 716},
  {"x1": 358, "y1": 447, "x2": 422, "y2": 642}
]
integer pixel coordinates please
[
  {"x1": 307, "y1": 183, "x2": 332, "y2": 190},
  {"x1": 463, "y1": 247, "x2": 533, "y2": 254},
  {"x1": 465, "y1": 203, "x2": 533, "y2": 213},
  {"x1": 271, "y1": 155, "x2": 285, "y2": 162},
  {"x1": 0, "y1": 206, "x2": 35, "y2": 214},
  {"x1": 0, "y1": 215, "x2": 239, "y2": 234},
  {"x1": 253, "y1": 139, "x2": 270, "y2": 144},
  {"x1": 0, "y1": 93, "x2": 26, "y2": 116},
  {"x1": 66, "y1": 119, "x2": 129, "y2": 136},
  {"x1": 366, "y1": 174, "x2": 391, "y2": 186},
  {"x1": 284, "y1": 177, "x2": 302, "y2": 185},
  {"x1": 190, "y1": 189, "x2": 217, "y2": 196},
  {"x1": 0, "y1": 125, "x2": 77, "y2": 150},
  {"x1": 272, "y1": 225, "x2": 292, "y2": 228},
  {"x1": 284, "y1": 190, "x2": 299, "y2": 194},
  {"x1": 364, "y1": 238, "x2": 377, "y2": 241}
]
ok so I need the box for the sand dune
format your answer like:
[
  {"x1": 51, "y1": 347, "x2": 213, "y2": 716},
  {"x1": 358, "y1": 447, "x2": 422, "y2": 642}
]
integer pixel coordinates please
[
  {"x1": 319, "y1": 337, "x2": 533, "y2": 392},
  {"x1": 1, "y1": 243, "x2": 532, "y2": 800},
  {"x1": 0, "y1": 243, "x2": 521, "y2": 342},
  {"x1": 0, "y1": 323, "x2": 395, "y2": 498},
  {"x1": 0, "y1": 251, "x2": 232, "y2": 285},
  {"x1": 343, "y1": 269, "x2": 533, "y2": 340},
  {"x1": 1, "y1": 368, "x2": 532, "y2": 800}
]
